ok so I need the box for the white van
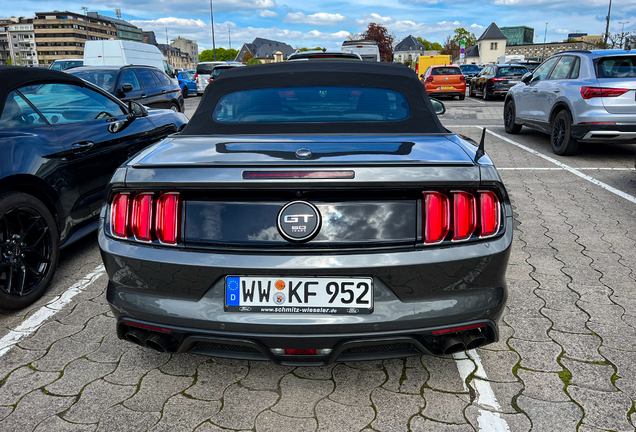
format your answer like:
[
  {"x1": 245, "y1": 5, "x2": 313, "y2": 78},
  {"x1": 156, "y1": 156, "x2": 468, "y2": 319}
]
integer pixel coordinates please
[
  {"x1": 341, "y1": 40, "x2": 381, "y2": 62},
  {"x1": 83, "y1": 40, "x2": 175, "y2": 78}
]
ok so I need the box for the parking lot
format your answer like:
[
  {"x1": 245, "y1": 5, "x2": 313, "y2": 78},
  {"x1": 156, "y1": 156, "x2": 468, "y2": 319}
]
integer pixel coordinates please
[{"x1": 1, "y1": 92, "x2": 635, "y2": 432}]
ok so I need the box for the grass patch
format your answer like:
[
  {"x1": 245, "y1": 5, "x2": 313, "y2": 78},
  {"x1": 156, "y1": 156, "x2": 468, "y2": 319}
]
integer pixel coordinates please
[{"x1": 557, "y1": 369, "x2": 572, "y2": 387}]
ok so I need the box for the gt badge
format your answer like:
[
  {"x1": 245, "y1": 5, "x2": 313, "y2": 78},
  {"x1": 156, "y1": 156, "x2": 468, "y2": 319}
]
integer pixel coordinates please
[{"x1": 277, "y1": 201, "x2": 321, "y2": 242}]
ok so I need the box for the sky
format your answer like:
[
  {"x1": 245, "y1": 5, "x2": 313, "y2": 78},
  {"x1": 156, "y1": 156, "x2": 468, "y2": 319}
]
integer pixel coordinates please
[{"x1": 4, "y1": 0, "x2": 636, "y2": 53}]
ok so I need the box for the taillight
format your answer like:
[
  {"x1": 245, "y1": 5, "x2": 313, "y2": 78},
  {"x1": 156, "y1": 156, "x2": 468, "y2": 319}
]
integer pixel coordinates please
[
  {"x1": 423, "y1": 191, "x2": 450, "y2": 244},
  {"x1": 131, "y1": 193, "x2": 153, "y2": 242},
  {"x1": 425, "y1": 76, "x2": 434, "y2": 83},
  {"x1": 178, "y1": 80, "x2": 182, "y2": 85},
  {"x1": 155, "y1": 193, "x2": 180, "y2": 245},
  {"x1": 110, "y1": 192, "x2": 181, "y2": 245},
  {"x1": 452, "y1": 191, "x2": 477, "y2": 241},
  {"x1": 492, "y1": 77, "x2": 507, "y2": 82},
  {"x1": 194, "y1": 73, "x2": 198, "y2": 83},
  {"x1": 580, "y1": 86, "x2": 629, "y2": 99},
  {"x1": 111, "y1": 193, "x2": 130, "y2": 239},
  {"x1": 422, "y1": 190, "x2": 500, "y2": 244},
  {"x1": 459, "y1": 75, "x2": 466, "y2": 82},
  {"x1": 479, "y1": 191, "x2": 500, "y2": 238}
]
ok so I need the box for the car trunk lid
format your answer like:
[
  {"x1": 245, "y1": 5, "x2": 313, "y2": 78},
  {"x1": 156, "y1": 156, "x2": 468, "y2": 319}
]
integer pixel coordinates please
[{"x1": 596, "y1": 78, "x2": 636, "y2": 114}]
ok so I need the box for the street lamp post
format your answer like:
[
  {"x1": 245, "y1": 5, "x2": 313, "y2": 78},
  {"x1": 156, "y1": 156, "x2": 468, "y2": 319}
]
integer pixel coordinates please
[
  {"x1": 209, "y1": 0, "x2": 216, "y2": 61},
  {"x1": 619, "y1": 21, "x2": 629, "y2": 48},
  {"x1": 604, "y1": 0, "x2": 612, "y2": 49},
  {"x1": 542, "y1": 23, "x2": 548, "y2": 60}
]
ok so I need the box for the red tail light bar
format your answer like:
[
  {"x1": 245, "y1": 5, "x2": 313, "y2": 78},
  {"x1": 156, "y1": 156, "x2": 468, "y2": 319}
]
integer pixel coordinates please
[
  {"x1": 580, "y1": 86, "x2": 629, "y2": 99},
  {"x1": 425, "y1": 76, "x2": 434, "y2": 83},
  {"x1": 459, "y1": 75, "x2": 466, "y2": 82},
  {"x1": 111, "y1": 192, "x2": 181, "y2": 245},
  {"x1": 423, "y1": 190, "x2": 501, "y2": 245}
]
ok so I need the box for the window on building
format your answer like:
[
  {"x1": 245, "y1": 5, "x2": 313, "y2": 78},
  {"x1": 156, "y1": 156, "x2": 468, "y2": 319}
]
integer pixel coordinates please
[{"x1": 490, "y1": 42, "x2": 498, "y2": 50}]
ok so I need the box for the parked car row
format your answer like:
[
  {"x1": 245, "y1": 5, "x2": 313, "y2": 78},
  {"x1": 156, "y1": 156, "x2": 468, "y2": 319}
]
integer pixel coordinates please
[{"x1": 0, "y1": 65, "x2": 187, "y2": 309}]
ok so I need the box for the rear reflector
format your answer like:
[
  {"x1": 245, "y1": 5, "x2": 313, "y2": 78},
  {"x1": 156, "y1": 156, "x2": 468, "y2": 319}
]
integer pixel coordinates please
[
  {"x1": 452, "y1": 191, "x2": 477, "y2": 241},
  {"x1": 131, "y1": 193, "x2": 153, "y2": 242},
  {"x1": 155, "y1": 193, "x2": 180, "y2": 245},
  {"x1": 284, "y1": 349, "x2": 317, "y2": 355},
  {"x1": 423, "y1": 191, "x2": 450, "y2": 244},
  {"x1": 111, "y1": 193, "x2": 130, "y2": 239},
  {"x1": 243, "y1": 171, "x2": 355, "y2": 179},
  {"x1": 479, "y1": 191, "x2": 500, "y2": 238},
  {"x1": 580, "y1": 86, "x2": 629, "y2": 99},
  {"x1": 431, "y1": 323, "x2": 486, "y2": 335},
  {"x1": 123, "y1": 321, "x2": 173, "y2": 333}
]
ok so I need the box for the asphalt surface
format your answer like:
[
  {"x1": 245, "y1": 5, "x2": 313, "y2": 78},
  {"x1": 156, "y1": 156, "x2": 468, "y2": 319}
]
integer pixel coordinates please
[{"x1": 1, "y1": 92, "x2": 635, "y2": 432}]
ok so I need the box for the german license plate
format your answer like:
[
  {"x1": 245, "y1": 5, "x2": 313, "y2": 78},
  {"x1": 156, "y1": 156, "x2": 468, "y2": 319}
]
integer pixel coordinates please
[
  {"x1": 225, "y1": 276, "x2": 373, "y2": 314},
  {"x1": 440, "y1": 86, "x2": 454, "y2": 90}
]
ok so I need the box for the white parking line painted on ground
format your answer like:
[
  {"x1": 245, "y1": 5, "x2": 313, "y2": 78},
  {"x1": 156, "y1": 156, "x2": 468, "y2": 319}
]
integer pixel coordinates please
[
  {"x1": 0, "y1": 264, "x2": 105, "y2": 357},
  {"x1": 497, "y1": 167, "x2": 636, "y2": 171},
  {"x1": 454, "y1": 350, "x2": 511, "y2": 432},
  {"x1": 475, "y1": 127, "x2": 636, "y2": 205}
]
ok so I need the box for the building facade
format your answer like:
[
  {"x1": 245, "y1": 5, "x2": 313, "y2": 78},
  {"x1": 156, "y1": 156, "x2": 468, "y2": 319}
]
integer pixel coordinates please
[
  {"x1": 171, "y1": 36, "x2": 198, "y2": 66},
  {"x1": 235, "y1": 38, "x2": 294, "y2": 63},
  {"x1": 86, "y1": 12, "x2": 142, "y2": 42},
  {"x1": 500, "y1": 26, "x2": 534, "y2": 46},
  {"x1": 475, "y1": 23, "x2": 507, "y2": 64},
  {"x1": 158, "y1": 43, "x2": 192, "y2": 69},
  {"x1": 393, "y1": 35, "x2": 426, "y2": 63},
  {"x1": 34, "y1": 11, "x2": 117, "y2": 66},
  {"x1": 505, "y1": 40, "x2": 598, "y2": 60},
  {"x1": 0, "y1": 18, "x2": 38, "y2": 66}
]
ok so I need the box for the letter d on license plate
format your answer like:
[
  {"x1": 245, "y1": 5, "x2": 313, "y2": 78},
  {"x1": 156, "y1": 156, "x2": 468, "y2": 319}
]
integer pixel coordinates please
[{"x1": 225, "y1": 276, "x2": 373, "y2": 314}]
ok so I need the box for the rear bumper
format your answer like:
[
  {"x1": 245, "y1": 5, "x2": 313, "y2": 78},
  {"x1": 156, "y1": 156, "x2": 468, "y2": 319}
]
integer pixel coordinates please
[
  {"x1": 100, "y1": 218, "x2": 512, "y2": 362},
  {"x1": 116, "y1": 317, "x2": 499, "y2": 365},
  {"x1": 571, "y1": 124, "x2": 636, "y2": 142}
]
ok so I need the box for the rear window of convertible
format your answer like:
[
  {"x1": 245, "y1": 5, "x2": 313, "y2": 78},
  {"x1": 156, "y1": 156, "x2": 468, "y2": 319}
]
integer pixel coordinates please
[{"x1": 212, "y1": 86, "x2": 410, "y2": 123}]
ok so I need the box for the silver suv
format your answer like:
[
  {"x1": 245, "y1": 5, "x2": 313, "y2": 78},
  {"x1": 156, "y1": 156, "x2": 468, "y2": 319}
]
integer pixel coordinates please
[{"x1": 504, "y1": 49, "x2": 636, "y2": 155}]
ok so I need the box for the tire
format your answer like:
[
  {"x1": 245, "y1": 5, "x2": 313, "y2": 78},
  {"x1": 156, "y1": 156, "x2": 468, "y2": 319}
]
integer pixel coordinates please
[
  {"x1": 551, "y1": 110, "x2": 579, "y2": 155},
  {"x1": 0, "y1": 192, "x2": 59, "y2": 310},
  {"x1": 483, "y1": 86, "x2": 492, "y2": 101},
  {"x1": 504, "y1": 100, "x2": 522, "y2": 134},
  {"x1": 182, "y1": 87, "x2": 188, "y2": 98},
  {"x1": 169, "y1": 102, "x2": 180, "y2": 113},
  {"x1": 469, "y1": 85, "x2": 475, "y2": 97},
  {"x1": 459, "y1": 94, "x2": 465, "y2": 101}
]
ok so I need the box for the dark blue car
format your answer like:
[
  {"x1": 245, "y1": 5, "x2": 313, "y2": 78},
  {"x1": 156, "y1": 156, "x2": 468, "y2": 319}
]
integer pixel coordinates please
[
  {"x1": 0, "y1": 66, "x2": 187, "y2": 310},
  {"x1": 177, "y1": 71, "x2": 197, "y2": 98}
]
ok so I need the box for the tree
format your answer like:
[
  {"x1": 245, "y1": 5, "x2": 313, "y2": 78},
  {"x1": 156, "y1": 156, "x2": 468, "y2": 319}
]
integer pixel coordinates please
[
  {"x1": 6, "y1": 57, "x2": 12, "y2": 66},
  {"x1": 416, "y1": 37, "x2": 443, "y2": 52},
  {"x1": 441, "y1": 35, "x2": 460, "y2": 59},
  {"x1": 246, "y1": 58, "x2": 261, "y2": 66},
  {"x1": 199, "y1": 48, "x2": 239, "y2": 62},
  {"x1": 451, "y1": 27, "x2": 477, "y2": 48},
  {"x1": 241, "y1": 50, "x2": 254, "y2": 63},
  {"x1": 361, "y1": 22, "x2": 395, "y2": 62},
  {"x1": 295, "y1": 46, "x2": 323, "y2": 52}
]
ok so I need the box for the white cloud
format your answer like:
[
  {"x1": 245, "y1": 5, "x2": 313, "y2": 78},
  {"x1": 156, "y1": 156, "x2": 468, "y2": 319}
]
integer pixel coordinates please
[
  {"x1": 554, "y1": 28, "x2": 570, "y2": 34},
  {"x1": 470, "y1": 23, "x2": 485, "y2": 31},
  {"x1": 130, "y1": 17, "x2": 207, "y2": 29},
  {"x1": 258, "y1": 9, "x2": 279, "y2": 18},
  {"x1": 356, "y1": 13, "x2": 465, "y2": 34},
  {"x1": 284, "y1": 12, "x2": 348, "y2": 26}
]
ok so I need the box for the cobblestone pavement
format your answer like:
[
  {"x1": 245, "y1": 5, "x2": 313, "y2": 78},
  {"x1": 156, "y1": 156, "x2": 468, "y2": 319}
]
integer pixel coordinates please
[{"x1": 1, "y1": 96, "x2": 635, "y2": 431}]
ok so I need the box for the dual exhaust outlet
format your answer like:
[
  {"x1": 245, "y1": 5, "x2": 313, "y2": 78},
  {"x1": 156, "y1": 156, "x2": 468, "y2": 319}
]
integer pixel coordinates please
[
  {"x1": 125, "y1": 329, "x2": 172, "y2": 353},
  {"x1": 438, "y1": 329, "x2": 487, "y2": 355}
]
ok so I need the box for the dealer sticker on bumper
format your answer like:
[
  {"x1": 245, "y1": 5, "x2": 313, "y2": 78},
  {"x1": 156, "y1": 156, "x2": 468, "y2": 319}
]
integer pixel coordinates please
[{"x1": 225, "y1": 276, "x2": 373, "y2": 314}]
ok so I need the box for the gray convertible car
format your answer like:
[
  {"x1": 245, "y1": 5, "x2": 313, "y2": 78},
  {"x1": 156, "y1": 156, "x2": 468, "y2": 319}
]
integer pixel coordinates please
[{"x1": 99, "y1": 61, "x2": 512, "y2": 365}]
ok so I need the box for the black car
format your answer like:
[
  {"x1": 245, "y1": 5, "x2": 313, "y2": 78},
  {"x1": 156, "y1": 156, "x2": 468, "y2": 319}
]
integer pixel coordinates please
[
  {"x1": 100, "y1": 61, "x2": 512, "y2": 365},
  {"x1": 0, "y1": 66, "x2": 187, "y2": 310},
  {"x1": 469, "y1": 64, "x2": 528, "y2": 100},
  {"x1": 67, "y1": 65, "x2": 185, "y2": 113},
  {"x1": 459, "y1": 64, "x2": 480, "y2": 80}
]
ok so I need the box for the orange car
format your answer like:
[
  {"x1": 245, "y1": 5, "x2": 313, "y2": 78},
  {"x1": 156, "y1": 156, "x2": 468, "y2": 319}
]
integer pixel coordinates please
[{"x1": 421, "y1": 65, "x2": 466, "y2": 100}]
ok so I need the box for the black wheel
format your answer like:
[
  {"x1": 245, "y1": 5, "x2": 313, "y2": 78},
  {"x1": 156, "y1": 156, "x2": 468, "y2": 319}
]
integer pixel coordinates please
[
  {"x1": 469, "y1": 85, "x2": 475, "y2": 97},
  {"x1": 504, "y1": 100, "x2": 522, "y2": 134},
  {"x1": 459, "y1": 94, "x2": 465, "y2": 101},
  {"x1": 182, "y1": 87, "x2": 188, "y2": 98},
  {"x1": 483, "y1": 86, "x2": 492, "y2": 101},
  {"x1": 0, "y1": 192, "x2": 59, "y2": 310},
  {"x1": 169, "y1": 102, "x2": 180, "y2": 113},
  {"x1": 551, "y1": 110, "x2": 579, "y2": 155}
]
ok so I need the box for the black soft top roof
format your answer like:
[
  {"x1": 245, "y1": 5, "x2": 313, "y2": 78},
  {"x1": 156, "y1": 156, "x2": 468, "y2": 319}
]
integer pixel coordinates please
[
  {"x1": 0, "y1": 66, "x2": 86, "y2": 115},
  {"x1": 182, "y1": 61, "x2": 447, "y2": 135}
]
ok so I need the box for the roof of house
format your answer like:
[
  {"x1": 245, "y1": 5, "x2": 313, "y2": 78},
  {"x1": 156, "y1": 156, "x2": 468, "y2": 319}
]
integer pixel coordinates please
[
  {"x1": 478, "y1": 23, "x2": 508, "y2": 41},
  {"x1": 394, "y1": 35, "x2": 425, "y2": 52},
  {"x1": 240, "y1": 37, "x2": 295, "y2": 60},
  {"x1": 465, "y1": 45, "x2": 479, "y2": 57}
]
